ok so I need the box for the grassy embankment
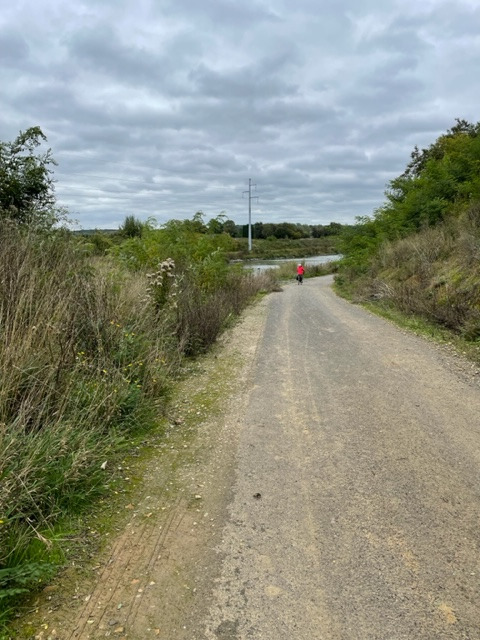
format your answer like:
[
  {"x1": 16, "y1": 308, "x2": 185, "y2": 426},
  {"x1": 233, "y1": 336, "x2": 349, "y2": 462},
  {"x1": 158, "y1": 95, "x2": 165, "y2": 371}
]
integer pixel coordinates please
[
  {"x1": 336, "y1": 209, "x2": 480, "y2": 363},
  {"x1": 334, "y1": 119, "x2": 480, "y2": 363},
  {"x1": 0, "y1": 219, "x2": 280, "y2": 632}
]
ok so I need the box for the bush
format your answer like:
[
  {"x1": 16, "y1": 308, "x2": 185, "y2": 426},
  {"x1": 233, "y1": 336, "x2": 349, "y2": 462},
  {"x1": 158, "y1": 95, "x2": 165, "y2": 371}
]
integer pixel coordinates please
[
  {"x1": 0, "y1": 127, "x2": 61, "y2": 230},
  {"x1": 0, "y1": 222, "x2": 174, "y2": 623},
  {"x1": 119, "y1": 215, "x2": 145, "y2": 238},
  {"x1": 174, "y1": 270, "x2": 270, "y2": 355}
]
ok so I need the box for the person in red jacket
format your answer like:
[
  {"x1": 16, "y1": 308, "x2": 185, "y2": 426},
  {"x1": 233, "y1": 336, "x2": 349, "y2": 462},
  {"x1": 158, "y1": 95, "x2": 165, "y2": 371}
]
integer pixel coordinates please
[{"x1": 296, "y1": 263, "x2": 305, "y2": 284}]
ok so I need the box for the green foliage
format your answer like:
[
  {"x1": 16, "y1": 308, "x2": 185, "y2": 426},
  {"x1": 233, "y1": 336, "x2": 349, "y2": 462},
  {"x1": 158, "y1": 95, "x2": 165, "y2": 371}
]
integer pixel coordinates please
[
  {"x1": 230, "y1": 236, "x2": 341, "y2": 260},
  {"x1": 0, "y1": 127, "x2": 62, "y2": 229},
  {"x1": 0, "y1": 222, "x2": 173, "y2": 620},
  {"x1": 110, "y1": 213, "x2": 274, "y2": 356},
  {"x1": 119, "y1": 214, "x2": 145, "y2": 238},
  {"x1": 338, "y1": 118, "x2": 480, "y2": 283},
  {"x1": 336, "y1": 199, "x2": 480, "y2": 344},
  {"x1": 207, "y1": 212, "x2": 227, "y2": 234},
  {"x1": 81, "y1": 230, "x2": 115, "y2": 255},
  {"x1": 159, "y1": 213, "x2": 233, "y2": 283},
  {"x1": 311, "y1": 222, "x2": 344, "y2": 237},
  {"x1": 219, "y1": 219, "x2": 348, "y2": 240},
  {"x1": 402, "y1": 119, "x2": 480, "y2": 179},
  {"x1": 110, "y1": 212, "x2": 235, "y2": 291},
  {"x1": 223, "y1": 218, "x2": 239, "y2": 237},
  {"x1": 0, "y1": 562, "x2": 57, "y2": 601}
]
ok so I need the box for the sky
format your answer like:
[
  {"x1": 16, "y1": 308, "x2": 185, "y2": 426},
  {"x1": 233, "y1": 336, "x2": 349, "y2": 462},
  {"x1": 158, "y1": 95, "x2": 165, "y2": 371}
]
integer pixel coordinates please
[{"x1": 1, "y1": 0, "x2": 480, "y2": 230}]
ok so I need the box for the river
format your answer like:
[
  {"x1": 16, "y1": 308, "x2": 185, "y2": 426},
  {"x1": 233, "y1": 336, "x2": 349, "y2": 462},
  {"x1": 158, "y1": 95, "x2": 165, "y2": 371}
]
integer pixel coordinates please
[{"x1": 242, "y1": 254, "x2": 341, "y2": 272}]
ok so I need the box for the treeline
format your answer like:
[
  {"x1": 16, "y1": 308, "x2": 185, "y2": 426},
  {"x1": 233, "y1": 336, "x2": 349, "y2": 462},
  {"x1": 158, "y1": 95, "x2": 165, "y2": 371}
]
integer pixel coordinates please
[
  {"x1": 337, "y1": 118, "x2": 480, "y2": 342},
  {"x1": 214, "y1": 219, "x2": 345, "y2": 240},
  {"x1": 116, "y1": 213, "x2": 345, "y2": 240},
  {"x1": 82, "y1": 217, "x2": 347, "y2": 243},
  {"x1": 114, "y1": 214, "x2": 345, "y2": 260}
]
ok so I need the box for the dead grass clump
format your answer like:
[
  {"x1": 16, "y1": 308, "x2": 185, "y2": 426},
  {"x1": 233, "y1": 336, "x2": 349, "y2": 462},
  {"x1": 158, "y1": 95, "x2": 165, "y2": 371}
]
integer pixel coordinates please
[{"x1": 175, "y1": 270, "x2": 279, "y2": 355}]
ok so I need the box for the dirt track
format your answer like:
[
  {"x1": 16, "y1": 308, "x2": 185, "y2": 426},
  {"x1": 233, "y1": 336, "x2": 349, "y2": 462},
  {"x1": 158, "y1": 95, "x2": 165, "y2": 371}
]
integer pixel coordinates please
[{"x1": 24, "y1": 276, "x2": 480, "y2": 639}]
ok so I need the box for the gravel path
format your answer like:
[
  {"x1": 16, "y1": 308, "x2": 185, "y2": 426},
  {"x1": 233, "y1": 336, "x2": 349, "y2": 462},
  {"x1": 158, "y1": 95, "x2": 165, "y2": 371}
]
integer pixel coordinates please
[
  {"x1": 203, "y1": 276, "x2": 480, "y2": 639},
  {"x1": 25, "y1": 276, "x2": 480, "y2": 640}
]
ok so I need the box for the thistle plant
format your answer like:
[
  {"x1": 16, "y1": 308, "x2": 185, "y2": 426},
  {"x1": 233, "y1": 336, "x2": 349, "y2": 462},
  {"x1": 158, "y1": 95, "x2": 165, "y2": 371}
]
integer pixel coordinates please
[{"x1": 145, "y1": 258, "x2": 177, "y2": 311}]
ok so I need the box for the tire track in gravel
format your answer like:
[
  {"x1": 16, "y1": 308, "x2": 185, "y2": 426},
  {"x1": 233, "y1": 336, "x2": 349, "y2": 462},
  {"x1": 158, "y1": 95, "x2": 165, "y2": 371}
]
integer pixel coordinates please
[{"x1": 67, "y1": 497, "x2": 188, "y2": 639}]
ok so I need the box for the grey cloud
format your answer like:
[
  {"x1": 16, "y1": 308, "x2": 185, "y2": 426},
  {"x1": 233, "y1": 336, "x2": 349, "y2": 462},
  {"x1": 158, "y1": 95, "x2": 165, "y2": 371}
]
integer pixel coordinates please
[
  {"x1": 354, "y1": 16, "x2": 428, "y2": 55},
  {"x1": 0, "y1": 30, "x2": 30, "y2": 64},
  {"x1": 67, "y1": 28, "x2": 167, "y2": 86},
  {"x1": 344, "y1": 77, "x2": 425, "y2": 117},
  {"x1": 162, "y1": 0, "x2": 280, "y2": 30},
  {"x1": 2, "y1": 0, "x2": 479, "y2": 228},
  {"x1": 424, "y1": 2, "x2": 480, "y2": 38},
  {"x1": 188, "y1": 63, "x2": 298, "y2": 101}
]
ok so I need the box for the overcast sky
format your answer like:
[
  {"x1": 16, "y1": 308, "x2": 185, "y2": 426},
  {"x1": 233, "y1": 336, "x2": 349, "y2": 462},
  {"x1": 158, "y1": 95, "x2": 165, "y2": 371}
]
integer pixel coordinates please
[{"x1": 1, "y1": 0, "x2": 480, "y2": 229}]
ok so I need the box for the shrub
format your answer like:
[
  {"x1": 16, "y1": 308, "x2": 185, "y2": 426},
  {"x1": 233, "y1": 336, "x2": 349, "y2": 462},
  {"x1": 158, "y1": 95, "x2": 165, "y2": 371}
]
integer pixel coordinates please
[
  {"x1": 0, "y1": 223, "x2": 174, "y2": 622},
  {"x1": 119, "y1": 215, "x2": 145, "y2": 238}
]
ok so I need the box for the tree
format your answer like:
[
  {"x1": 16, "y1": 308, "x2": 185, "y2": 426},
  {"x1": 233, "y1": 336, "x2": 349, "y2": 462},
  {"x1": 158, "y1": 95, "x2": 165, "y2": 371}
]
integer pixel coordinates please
[
  {"x1": 253, "y1": 221, "x2": 266, "y2": 239},
  {"x1": 273, "y1": 222, "x2": 302, "y2": 239},
  {"x1": 186, "y1": 211, "x2": 207, "y2": 234},
  {"x1": 0, "y1": 127, "x2": 61, "y2": 228},
  {"x1": 223, "y1": 219, "x2": 239, "y2": 237},
  {"x1": 119, "y1": 214, "x2": 144, "y2": 238},
  {"x1": 207, "y1": 213, "x2": 227, "y2": 234},
  {"x1": 311, "y1": 225, "x2": 327, "y2": 237},
  {"x1": 383, "y1": 121, "x2": 480, "y2": 231},
  {"x1": 402, "y1": 119, "x2": 480, "y2": 179},
  {"x1": 338, "y1": 118, "x2": 480, "y2": 278}
]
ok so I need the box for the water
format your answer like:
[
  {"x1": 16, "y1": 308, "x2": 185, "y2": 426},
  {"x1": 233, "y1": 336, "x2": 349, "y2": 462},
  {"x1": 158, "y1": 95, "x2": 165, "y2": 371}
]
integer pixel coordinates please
[{"x1": 241, "y1": 254, "x2": 341, "y2": 272}]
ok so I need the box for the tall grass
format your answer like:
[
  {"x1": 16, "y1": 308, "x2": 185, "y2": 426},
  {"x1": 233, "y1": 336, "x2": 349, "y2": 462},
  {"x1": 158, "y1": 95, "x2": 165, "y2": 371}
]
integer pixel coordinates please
[
  {"x1": 336, "y1": 204, "x2": 480, "y2": 341},
  {"x1": 0, "y1": 222, "x2": 277, "y2": 627},
  {"x1": 175, "y1": 269, "x2": 279, "y2": 355},
  {"x1": 0, "y1": 224, "x2": 172, "y2": 619}
]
